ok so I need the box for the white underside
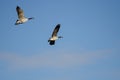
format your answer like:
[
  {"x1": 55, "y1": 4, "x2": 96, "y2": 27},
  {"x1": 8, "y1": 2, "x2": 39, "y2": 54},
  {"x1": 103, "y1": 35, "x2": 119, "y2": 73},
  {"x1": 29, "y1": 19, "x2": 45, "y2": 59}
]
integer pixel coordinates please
[
  {"x1": 50, "y1": 36, "x2": 58, "y2": 41},
  {"x1": 16, "y1": 18, "x2": 28, "y2": 24},
  {"x1": 20, "y1": 18, "x2": 28, "y2": 23}
]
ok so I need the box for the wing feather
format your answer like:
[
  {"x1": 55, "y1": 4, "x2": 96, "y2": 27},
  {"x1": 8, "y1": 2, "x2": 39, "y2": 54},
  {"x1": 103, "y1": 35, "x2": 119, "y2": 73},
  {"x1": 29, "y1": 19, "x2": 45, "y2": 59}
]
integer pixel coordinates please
[
  {"x1": 52, "y1": 24, "x2": 60, "y2": 37},
  {"x1": 16, "y1": 6, "x2": 25, "y2": 19},
  {"x1": 49, "y1": 41, "x2": 55, "y2": 45}
]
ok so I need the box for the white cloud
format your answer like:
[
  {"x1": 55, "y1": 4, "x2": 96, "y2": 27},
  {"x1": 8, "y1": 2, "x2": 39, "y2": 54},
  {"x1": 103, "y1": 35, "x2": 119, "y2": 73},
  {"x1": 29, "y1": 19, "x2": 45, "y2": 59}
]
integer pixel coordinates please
[{"x1": 0, "y1": 50, "x2": 110, "y2": 69}]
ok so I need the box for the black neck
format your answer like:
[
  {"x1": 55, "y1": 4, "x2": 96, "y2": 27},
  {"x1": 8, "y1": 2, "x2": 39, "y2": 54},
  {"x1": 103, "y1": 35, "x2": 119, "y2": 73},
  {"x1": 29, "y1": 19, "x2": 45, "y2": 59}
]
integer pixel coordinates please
[
  {"x1": 28, "y1": 17, "x2": 34, "y2": 20},
  {"x1": 58, "y1": 36, "x2": 63, "y2": 38}
]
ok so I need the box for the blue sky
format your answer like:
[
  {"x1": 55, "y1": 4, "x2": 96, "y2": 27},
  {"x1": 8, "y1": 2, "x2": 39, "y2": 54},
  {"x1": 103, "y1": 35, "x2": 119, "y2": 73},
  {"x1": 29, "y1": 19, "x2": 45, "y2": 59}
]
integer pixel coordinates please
[{"x1": 0, "y1": 0, "x2": 120, "y2": 80}]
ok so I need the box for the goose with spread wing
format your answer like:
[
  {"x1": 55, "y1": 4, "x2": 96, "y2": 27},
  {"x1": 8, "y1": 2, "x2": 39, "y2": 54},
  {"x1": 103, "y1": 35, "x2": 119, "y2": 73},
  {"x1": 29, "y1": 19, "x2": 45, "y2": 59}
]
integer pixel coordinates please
[
  {"x1": 48, "y1": 24, "x2": 63, "y2": 45},
  {"x1": 15, "y1": 6, "x2": 34, "y2": 25}
]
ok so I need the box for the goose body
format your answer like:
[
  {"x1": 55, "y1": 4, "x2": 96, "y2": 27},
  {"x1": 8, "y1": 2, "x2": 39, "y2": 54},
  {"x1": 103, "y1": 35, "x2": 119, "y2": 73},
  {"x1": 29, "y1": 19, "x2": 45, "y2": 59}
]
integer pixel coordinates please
[
  {"x1": 15, "y1": 6, "x2": 33, "y2": 25},
  {"x1": 49, "y1": 36, "x2": 58, "y2": 41},
  {"x1": 48, "y1": 24, "x2": 63, "y2": 45}
]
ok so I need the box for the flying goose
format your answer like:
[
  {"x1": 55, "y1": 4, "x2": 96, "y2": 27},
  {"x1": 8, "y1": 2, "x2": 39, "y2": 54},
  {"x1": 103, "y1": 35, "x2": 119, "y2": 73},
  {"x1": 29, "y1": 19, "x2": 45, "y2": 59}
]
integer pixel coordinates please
[
  {"x1": 48, "y1": 24, "x2": 63, "y2": 45},
  {"x1": 15, "y1": 6, "x2": 34, "y2": 25}
]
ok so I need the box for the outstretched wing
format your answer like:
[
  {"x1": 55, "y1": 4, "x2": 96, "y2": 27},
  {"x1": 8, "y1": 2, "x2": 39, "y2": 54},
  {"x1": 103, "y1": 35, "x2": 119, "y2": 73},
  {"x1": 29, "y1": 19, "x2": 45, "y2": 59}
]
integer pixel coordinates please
[
  {"x1": 52, "y1": 24, "x2": 60, "y2": 37},
  {"x1": 49, "y1": 41, "x2": 55, "y2": 45},
  {"x1": 16, "y1": 6, "x2": 25, "y2": 19}
]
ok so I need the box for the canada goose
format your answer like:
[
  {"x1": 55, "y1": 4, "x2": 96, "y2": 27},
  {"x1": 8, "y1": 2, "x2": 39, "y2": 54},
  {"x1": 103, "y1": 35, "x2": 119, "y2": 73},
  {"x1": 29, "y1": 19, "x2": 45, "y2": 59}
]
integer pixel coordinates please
[
  {"x1": 48, "y1": 24, "x2": 63, "y2": 45},
  {"x1": 15, "y1": 6, "x2": 34, "y2": 25}
]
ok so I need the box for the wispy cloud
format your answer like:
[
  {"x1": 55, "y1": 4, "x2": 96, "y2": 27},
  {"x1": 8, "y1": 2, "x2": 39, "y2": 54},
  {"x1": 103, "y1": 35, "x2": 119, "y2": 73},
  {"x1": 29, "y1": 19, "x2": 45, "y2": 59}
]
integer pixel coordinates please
[{"x1": 0, "y1": 50, "x2": 110, "y2": 69}]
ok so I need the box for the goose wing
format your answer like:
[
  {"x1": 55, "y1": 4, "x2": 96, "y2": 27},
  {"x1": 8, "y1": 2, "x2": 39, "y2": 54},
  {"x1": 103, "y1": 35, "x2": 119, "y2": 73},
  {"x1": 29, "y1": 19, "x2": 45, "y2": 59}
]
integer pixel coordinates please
[
  {"x1": 52, "y1": 24, "x2": 60, "y2": 37},
  {"x1": 49, "y1": 41, "x2": 55, "y2": 45},
  {"x1": 16, "y1": 6, "x2": 25, "y2": 19}
]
